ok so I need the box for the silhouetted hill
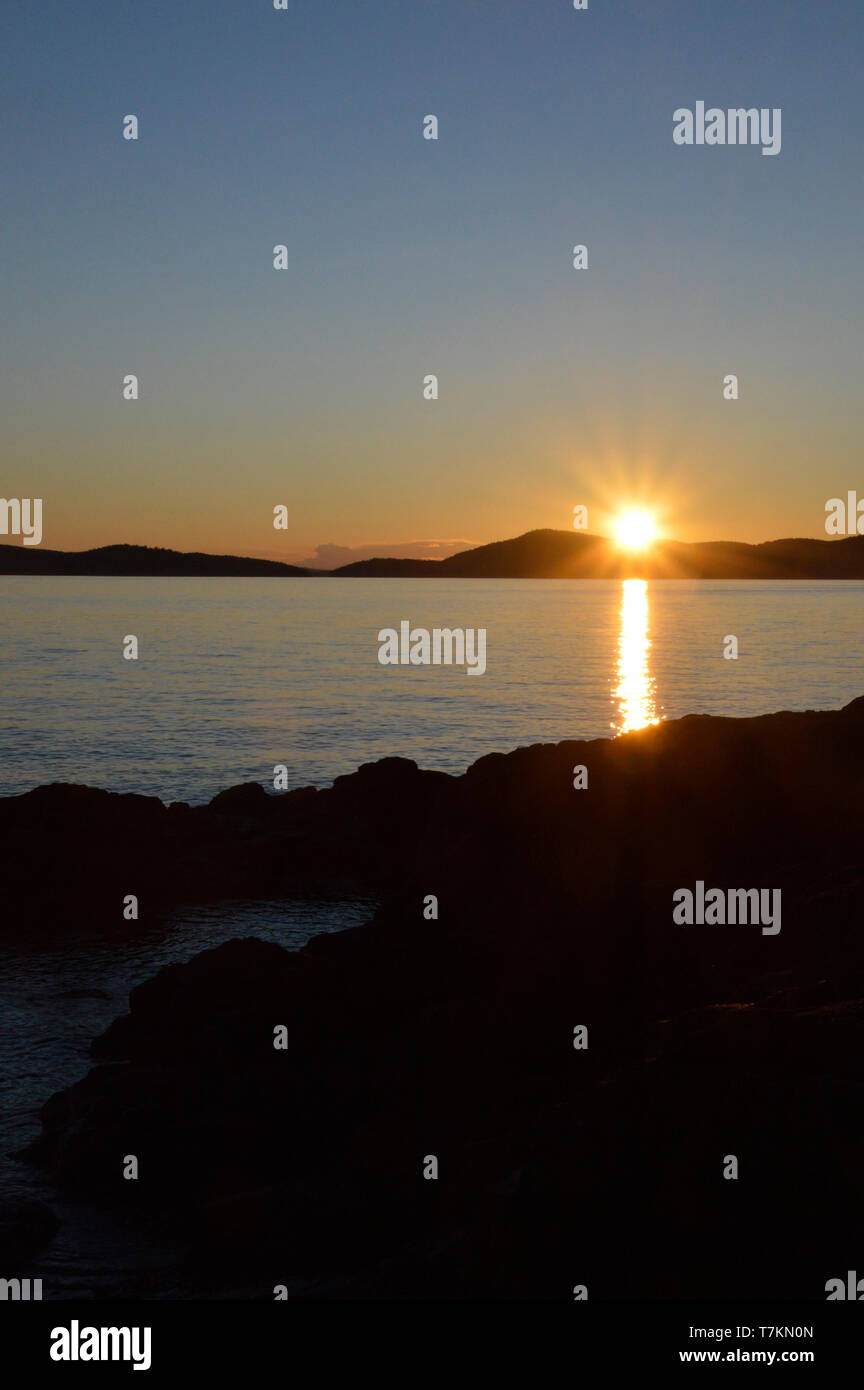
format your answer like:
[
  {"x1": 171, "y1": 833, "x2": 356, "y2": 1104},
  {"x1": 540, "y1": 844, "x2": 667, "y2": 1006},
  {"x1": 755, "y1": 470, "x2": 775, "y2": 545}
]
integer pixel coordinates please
[
  {"x1": 0, "y1": 543, "x2": 312, "y2": 577},
  {"x1": 4, "y1": 531, "x2": 864, "y2": 580},
  {"x1": 332, "y1": 556, "x2": 441, "y2": 577},
  {"x1": 332, "y1": 528, "x2": 864, "y2": 579}
]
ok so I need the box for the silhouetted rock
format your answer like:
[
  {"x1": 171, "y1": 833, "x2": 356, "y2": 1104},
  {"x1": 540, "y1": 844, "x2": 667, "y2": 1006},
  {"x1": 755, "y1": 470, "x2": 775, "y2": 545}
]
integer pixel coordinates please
[
  {"x1": 0, "y1": 1199, "x2": 59, "y2": 1266},
  {"x1": 17, "y1": 696, "x2": 864, "y2": 1296}
]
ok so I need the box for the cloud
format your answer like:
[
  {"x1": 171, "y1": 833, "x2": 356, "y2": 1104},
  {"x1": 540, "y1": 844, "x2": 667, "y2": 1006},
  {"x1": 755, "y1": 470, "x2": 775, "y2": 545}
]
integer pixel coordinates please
[{"x1": 297, "y1": 540, "x2": 473, "y2": 570}]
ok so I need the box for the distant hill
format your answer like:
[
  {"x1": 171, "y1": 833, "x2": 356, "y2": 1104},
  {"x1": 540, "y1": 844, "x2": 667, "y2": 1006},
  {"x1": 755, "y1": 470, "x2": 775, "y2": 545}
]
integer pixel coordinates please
[
  {"x1": 0, "y1": 544, "x2": 312, "y2": 577},
  {"x1": 331, "y1": 529, "x2": 864, "y2": 579},
  {"x1": 333, "y1": 556, "x2": 442, "y2": 577},
  {"x1": 4, "y1": 531, "x2": 864, "y2": 579}
]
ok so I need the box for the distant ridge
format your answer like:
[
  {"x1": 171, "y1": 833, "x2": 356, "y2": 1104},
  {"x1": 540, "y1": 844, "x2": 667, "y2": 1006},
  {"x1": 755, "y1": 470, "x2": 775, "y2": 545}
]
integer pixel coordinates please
[
  {"x1": 331, "y1": 528, "x2": 864, "y2": 579},
  {"x1": 3, "y1": 530, "x2": 864, "y2": 579},
  {"x1": 0, "y1": 543, "x2": 313, "y2": 577}
]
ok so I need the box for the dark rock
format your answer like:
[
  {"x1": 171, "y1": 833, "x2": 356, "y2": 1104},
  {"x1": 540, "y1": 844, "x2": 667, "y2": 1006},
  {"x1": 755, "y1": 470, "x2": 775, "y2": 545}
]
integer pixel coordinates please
[
  {"x1": 17, "y1": 696, "x2": 864, "y2": 1296},
  {"x1": 0, "y1": 1199, "x2": 59, "y2": 1265}
]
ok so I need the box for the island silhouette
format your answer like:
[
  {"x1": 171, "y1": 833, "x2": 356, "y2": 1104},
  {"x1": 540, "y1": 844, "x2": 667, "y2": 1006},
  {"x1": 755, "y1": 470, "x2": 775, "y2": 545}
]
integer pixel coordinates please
[{"x1": 3, "y1": 529, "x2": 864, "y2": 579}]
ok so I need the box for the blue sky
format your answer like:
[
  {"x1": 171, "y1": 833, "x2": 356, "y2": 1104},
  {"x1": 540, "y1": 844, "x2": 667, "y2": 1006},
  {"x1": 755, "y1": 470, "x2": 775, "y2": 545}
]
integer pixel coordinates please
[{"x1": 2, "y1": 0, "x2": 862, "y2": 556}]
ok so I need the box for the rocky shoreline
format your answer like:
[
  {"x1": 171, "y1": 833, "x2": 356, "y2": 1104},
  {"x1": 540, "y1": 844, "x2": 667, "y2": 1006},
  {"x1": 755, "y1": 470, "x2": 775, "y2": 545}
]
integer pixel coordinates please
[{"x1": 3, "y1": 697, "x2": 864, "y2": 1297}]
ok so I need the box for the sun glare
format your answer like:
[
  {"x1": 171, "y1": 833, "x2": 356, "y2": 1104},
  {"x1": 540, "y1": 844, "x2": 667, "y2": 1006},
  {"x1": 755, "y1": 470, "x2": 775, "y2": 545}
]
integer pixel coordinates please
[
  {"x1": 614, "y1": 510, "x2": 657, "y2": 551},
  {"x1": 613, "y1": 578, "x2": 661, "y2": 735}
]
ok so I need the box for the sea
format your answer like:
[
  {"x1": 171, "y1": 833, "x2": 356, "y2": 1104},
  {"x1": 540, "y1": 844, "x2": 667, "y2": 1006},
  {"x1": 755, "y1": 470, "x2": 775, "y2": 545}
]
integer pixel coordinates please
[
  {"x1": 1, "y1": 575, "x2": 862, "y2": 1295},
  {"x1": 2, "y1": 576, "x2": 862, "y2": 804},
  {"x1": 0, "y1": 898, "x2": 376, "y2": 1297}
]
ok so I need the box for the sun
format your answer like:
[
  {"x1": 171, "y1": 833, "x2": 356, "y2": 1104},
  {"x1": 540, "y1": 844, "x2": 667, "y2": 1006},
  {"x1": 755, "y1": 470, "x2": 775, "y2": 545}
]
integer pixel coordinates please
[{"x1": 614, "y1": 510, "x2": 657, "y2": 551}]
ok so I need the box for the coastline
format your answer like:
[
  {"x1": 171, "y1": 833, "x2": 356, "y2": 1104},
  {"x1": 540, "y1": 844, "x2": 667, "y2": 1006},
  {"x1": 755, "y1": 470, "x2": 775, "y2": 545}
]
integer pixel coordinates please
[{"x1": 2, "y1": 696, "x2": 863, "y2": 1297}]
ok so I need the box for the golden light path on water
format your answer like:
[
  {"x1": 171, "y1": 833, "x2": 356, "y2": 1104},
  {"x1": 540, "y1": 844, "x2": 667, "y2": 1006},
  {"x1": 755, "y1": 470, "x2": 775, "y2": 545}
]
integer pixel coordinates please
[{"x1": 612, "y1": 578, "x2": 662, "y2": 735}]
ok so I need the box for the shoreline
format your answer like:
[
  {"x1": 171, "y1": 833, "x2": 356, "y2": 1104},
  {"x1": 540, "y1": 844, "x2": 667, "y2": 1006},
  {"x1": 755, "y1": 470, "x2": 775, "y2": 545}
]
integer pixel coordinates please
[{"x1": 2, "y1": 695, "x2": 863, "y2": 1295}]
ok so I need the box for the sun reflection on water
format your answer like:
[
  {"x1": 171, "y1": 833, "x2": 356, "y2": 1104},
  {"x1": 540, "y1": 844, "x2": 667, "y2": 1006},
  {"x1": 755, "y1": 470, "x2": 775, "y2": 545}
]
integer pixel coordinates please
[{"x1": 612, "y1": 578, "x2": 661, "y2": 735}]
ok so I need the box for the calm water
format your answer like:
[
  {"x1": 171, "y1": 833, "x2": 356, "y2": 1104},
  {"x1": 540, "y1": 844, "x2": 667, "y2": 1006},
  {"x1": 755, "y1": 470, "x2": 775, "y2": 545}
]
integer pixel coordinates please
[
  {"x1": 0, "y1": 897, "x2": 376, "y2": 1297},
  {"x1": 1, "y1": 577, "x2": 862, "y2": 804},
  {"x1": 1, "y1": 575, "x2": 862, "y2": 1294}
]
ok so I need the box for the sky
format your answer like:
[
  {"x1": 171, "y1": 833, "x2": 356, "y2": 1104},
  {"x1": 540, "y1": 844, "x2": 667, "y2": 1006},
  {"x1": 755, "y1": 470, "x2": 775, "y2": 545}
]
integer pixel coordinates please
[{"x1": 2, "y1": 0, "x2": 863, "y2": 560}]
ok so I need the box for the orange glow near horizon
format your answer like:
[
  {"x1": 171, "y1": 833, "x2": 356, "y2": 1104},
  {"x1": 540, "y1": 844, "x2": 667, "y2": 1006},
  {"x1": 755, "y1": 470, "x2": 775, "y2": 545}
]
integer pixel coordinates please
[
  {"x1": 612, "y1": 579, "x2": 661, "y2": 735},
  {"x1": 613, "y1": 509, "x2": 657, "y2": 551}
]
